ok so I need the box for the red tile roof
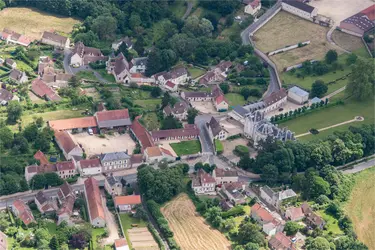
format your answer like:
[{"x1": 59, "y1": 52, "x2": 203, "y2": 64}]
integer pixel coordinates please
[
  {"x1": 145, "y1": 146, "x2": 162, "y2": 157},
  {"x1": 12, "y1": 200, "x2": 35, "y2": 225},
  {"x1": 130, "y1": 116, "x2": 154, "y2": 151},
  {"x1": 361, "y1": 4, "x2": 375, "y2": 21},
  {"x1": 84, "y1": 177, "x2": 105, "y2": 222},
  {"x1": 268, "y1": 232, "x2": 296, "y2": 250},
  {"x1": 56, "y1": 161, "x2": 75, "y2": 171},
  {"x1": 250, "y1": 0, "x2": 260, "y2": 8},
  {"x1": 198, "y1": 169, "x2": 216, "y2": 184},
  {"x1": 79, "y1": 158, "x2": 101, "y2": 169},
  {"x1": 54, "y1": 131, "x2": 79, "y2": 154},
  {"x1": 160, "y1": 147, "x2": 174, "y2": 157},
  {"x1": 31, "y1": 79, "x2": 61, "y2": 102},
  {"x1": 34, "y1": 150, "x2": 49, "y2": 165},
  {"x1": 49, "y1": 117, "x2": 98, "y2": 131},
  {"x1": 251, "y1": 203, "x2": 274, "y2": 223},
  {"x1": 165, "y1": 80, "x2": 176, "y2": 89},
  {"x1": 96, "y1": 109, "x2": 129, "y2": 122},
  {"x1": 215, "y1": 94, "x2": 227, "y2": 105},
  {"x1": 114, "y1": 195, "x2": 141, "y2": 206},
  {"x1": 285, "y1": 207, "x2": 304, "y2": 221},
  {"x1": 115, "y1": 239, "x2": 128, "y2": 248},
  {"x1": 57, "y1": 195, "x2": 75, "y2": 216}
]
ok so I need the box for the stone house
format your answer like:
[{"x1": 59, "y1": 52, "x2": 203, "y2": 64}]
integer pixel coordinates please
[
  {"x1": 104, "y1": 175, "x2": 123, "y2": 196},
  {"x1": 154, "y1": 66, "x2": 189, "y2": 86},
  {"x1": 212, "y1": 168, "x2": 238, "y2": 185},
  {"x1": 70, "y1": 42, "x2": 107, "y2": 66},
  {"x1": 199, "y1": 61, "x2": 232, "y2": 84},
  {"x1": 163, "y1": 101, "x2": 189, "y2": 121},
  {"x1": 262, "y1": 88, "x2": 287, "y2": 113},
  {"x1": 144, "y1": 146, "x2": 175, "y2": 164},
  {"x1": 100, "y1": 152, "x2": 131, "y2": 172},
  {"x1": 9, "y1": 69, "x2": 28, "y2": 83},
  {"x1": 192, "y1": 169, "x2": 216, "y2": 195},
  {"x1": 77, "y1": 158, "x2": 102, "y2": 176},
  {"x1": 41, "y1": 31, "x2": 70, "y2": 49},
  {"x1": 129, "y1": 57, "x2": 148, "y2": 73},
  {"x1": 56, "y1": 161, "x2": 77, "y2": 179},
  {"x1": 221, "y1": 182, "x2": 247, "y2": 205},
  {"x1": 164, "y1": 80, "x2": 178, "y2": 92},
  {"x1": 34, "y1": 191, "x2": 56, "y2": 214},
  {"x1": 268, "y1": 232, "x2": 296, "y2": 250},
  {"x1": 11, "y1": 200, "x2": 35, "y2": 226},
  {"x1": 95, "y1": 109, "x2": 132, "y2": 132},
  {"x1": 54, "y1": 131, "x2": 83, "y2": 161},
  {"x1": 107, "y1": 53, "x2": 131, "y2": 84},
  {"x1": 181, "y1": 85, "x2": 228, "y2": 112},
  {"x1": 260, "y1": 186, "x2": 297, "y2": 209}
]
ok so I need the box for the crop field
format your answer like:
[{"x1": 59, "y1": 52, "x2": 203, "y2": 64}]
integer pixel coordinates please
[
  {"x1": 0, "y1": 7, "x2": 80, "y2": 40},
  {"x1": 161, "y1": 194, "x2": 231, "y2": 250},
  {"x1": 253, "y1": 11, "x2": 335, "y2": 71},
  {"x1": 345, "y1": 167, "x2": 375, "y2": 250}
]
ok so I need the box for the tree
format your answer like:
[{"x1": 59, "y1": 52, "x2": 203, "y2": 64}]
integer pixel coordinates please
[
  {"x1": 306, "y1": 237, "x2": 331, "y2": 250},
  {"x1": 69, "y1": 233, "x2": 89, "y2": 249},
  {"x1": 346, "y1": 59, "x2": 375, "y2": 100},
  {"x1": 284, "y1": 221, "x2": 302, "y2": 236},
  {"x1": 35, "y1": 117, "x2": 44, "y2": 128},
  {"x1": 187, "y1": 108, "x2": 198, "y2": 124},
  {"x1": 91, "y1": 15, "x2": 117, "y2": 41},
  {"x1": 49, "y1": 236, "x2": 60, "y2": 250},
  {"x1": 7, "y1": 101, "x2": 22, "y2": 124},
  {"x1": 238, "y1": 155, "x2": 255, "y2": 170},
  {"x1": 23, "y1": 123, "x2": 39, "y2": 142},
  {"x1": 68, "y1": 76, "x2": 80, "y2": 88},
  {"x1": 0, "y1": 0, "x2": 5, "y2": 10},
  {"x1": 74, "y1": 31, "x2": 98, "y2": 47},
  {"x1": 194, "y1": 47, "x2": 208, "y2": 64},
  {"x1": 261, "y1": 164, "x2": 278, "y2": 184},
  {"x1": 161, "y1": 92, "x2": 171, "y2": 108},
  {"x1": 346, "y1": 53, "x2": 357, "y2": 65},
  {"x1": 133, "y1": 36, "x2": 145, "y2": 56},
  {"x1": 325, "y1": 50, "x2": 338, "y2": 64},
  {"x1": 161, "y1": 115, "x2": 182, "y2": 130},
  {"x1": 237, "y1": 220, "x2": 264, "y2": 246},
  {"x1": 30, "y1": 174, "x2": 47, "y2": 190},
  {"x1": 0, "y1": 126, "x2": 13, "y2": 149},
  {"x1": 310, "y1": 80, "x2": 328, "y2": 98},
  {"x1": 35, "y1": 228, "x2": 52, "y2": 248},
  {"x1": 151, "y1": 87, "x2": 162, "y2": 98},
  {"x1": 116, "y1": 42, "x2": 132, "y2": 61},
  {"x1": 44, "y1": 173, "x2": 63, "y2": 187},
  {"x1": 240, "y1": 87, "x2": 251, "y2": 100},
  {"x1": 220, "y1": 83, "x2": 230, "y2": 94}
]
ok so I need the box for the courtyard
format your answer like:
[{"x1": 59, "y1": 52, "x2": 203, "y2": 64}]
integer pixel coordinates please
[
  {"x1": 222, "y1": 138, "x2": 257, "y2": 164},
  {"x1": 220, "y1": 119, "x2": 243, "y2": 136},
  {"x1": 190, "y1": 101, "x2": 219, "y2": 114},
  {"x1": 72, "y1": 132, "x2": 136, "y2": 157}
]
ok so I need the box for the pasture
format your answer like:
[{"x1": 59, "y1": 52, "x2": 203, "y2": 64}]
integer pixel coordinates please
[
  {"x1": 0, "y1": 7, "x2": 80, "y2": 40},
  {"x1": 345, "y1": 167, "x2": 375, "y2": 250},
  {"x1": 253, "y1": 11, "x2": 335, "y2": 71},
  {"x1": 161, "y1": 194, "x2": 231, "y2": 250}
]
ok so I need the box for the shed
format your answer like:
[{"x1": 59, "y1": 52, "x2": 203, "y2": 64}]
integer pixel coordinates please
[{"x1": 288, "y1": 86, "x2": 309, "y2": 104}]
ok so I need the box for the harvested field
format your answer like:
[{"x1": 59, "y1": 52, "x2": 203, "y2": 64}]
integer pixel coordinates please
[
  {"x1": 253, "y1": 11, "x2": 335, "y2": 71},
  {"x1": 127, "y1": 228, "x2": 158, "y2": 250},
  {"x1": 161, "y1": 193, "x2": 231, "y2": 250},
  {"x1": 0, "y1": 7, "x2": 80, "y2": 40},
  {"x1": 332, "y1": 30, "x2": 365, "y2": 52}
]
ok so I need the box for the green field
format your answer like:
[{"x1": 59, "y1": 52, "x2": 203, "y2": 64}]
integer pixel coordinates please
[
  {"x1": 140, "y1": 112, "x2": 160, "y2": 131},
  {"x1": 316, "y1": 210, "x2": 343, "y2": 235},
  {"x1": 187, "y1": 67, "x2": 206, "y2": 79},
  {"x1": 170, "y1": 140, "x2": 201, "y2": 156},
  {"x1": 134, "y1": 98, "x2": 161, "y2": 109},
  {"x1": 224, "y1": 93, "x2": 248, "y2": 107},
  {"x1": 76, "y1": 70, "x2": 98, "y2": 81}
]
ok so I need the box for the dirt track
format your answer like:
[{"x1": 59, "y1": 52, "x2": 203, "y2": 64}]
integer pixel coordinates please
[{"x1": 161, "y1": 194, "x2": 231, "y2": 250}]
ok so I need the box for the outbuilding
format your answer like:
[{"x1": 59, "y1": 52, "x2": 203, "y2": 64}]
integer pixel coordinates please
[{"x1": 287, "y1": 86, "x2": 309, "y2": 104}]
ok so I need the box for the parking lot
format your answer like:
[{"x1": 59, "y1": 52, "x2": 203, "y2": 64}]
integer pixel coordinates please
[{"x1": 72, "y1": 132, "x2": 136, "y2": 157}]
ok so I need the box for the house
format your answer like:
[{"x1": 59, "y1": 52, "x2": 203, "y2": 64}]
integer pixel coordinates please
[
  {"x1": 112, "y1": 37, "x2": 133, "y2": 51},
  {"x1": 129, "y1": 57, "x2": 148, "y2": 73},
  {"x1": 70, "y1": 42, "x2": 107, "y2": 66},
  {"x1": 37, "y1": 56, "x2": 73, "y2": 85},
  {"x1": 339, "y1": 5, "x2": 375, "y2": 37},
  {"x1": 95, "y1": 109, "x2": 132, "y2": 131},
  {"x1": 49, "y1": 117, "x2": 98, "y2": 133},
  {"x1": 192, "y1": 169, "x2": 216, "y2": 195},
  {"x1": 259, "y1": 186, "x2": 297, "y2": 209},
  {"x1": 115, "y1": 238, "x2": 130, "y2": 250},
  {"x1": 0, "y1": 28, "x2": 31, "y2": 47},
  {"x1": 285, "y1": 206, "x2": 305, "y2": 221},
  {"x1": 130, "y1": 154, "x2": 144, "y2": 168},
  {"x1": 100, "y1": 152, "x2": 131, "y2": 172},
  {"x1": 129, "y1": 73, "x2": 155, "y2": 85},
  {"x1": 163, "y1": 101, "x2": 189, "y2": 121},
  {"x1": 41, "y1": 31, "x2": 70, "y2": 48},
  {"x1": 57, "y1": 195, "x2": 75, "y2": 225},
  {"x1": 301, "y1": 202, "x2": 325, "y2": 229},
  {"x1": 151, "y1": 124, "x2": 200, "y2": 142},
  {"x1": 268, "y1": 232, "x2": 296, "y2": 250},
  {"x1": 107, "y1": 53, "x2": 131, "y2": 84},
  {"x1": 105, "y1": 175, "x2": 123, "y2": 196},
  {"x1": 164, "y1": 80, "x2": 178, "y2": 92},
  {"x1": 9, "y1": 69, "x2": 28, "y2": 83},
  {"x1": 56, "y1": 161, "x2": 77, "y2": 179},
  {"x1": 31, "y1": 79, "x2": 61, "y2": 102},
  {"x1": 24, "y1": 164, "x2": 57, "y2": 182},
  {"x1": 244, "y1": 0, "x2": 261, "y2": 15},
  {"x1": 114, "y1": 195, "x2": 141, "y2": 213},
  {"x1": 221, "y1": 182, "x2": 246, "y2": 205},
  {"x1": 34, "y1": 191, "x2": 56, "y2": 214},
  {"x1": 54, "y1": 131, "x2": 83, "y2": 161},
  {"x1": 144, "y1": 146, "x2": 175, "y2": 164},
  {"x1": 11, "y1": 200, "x2": 35, "y2": 226},
  {"x1": 199, "y1": 61, "x2": 232, "y2": 84},
  {"x1": 154, "y1": 66, "x2": 189, "y2": 86},
  {"x1": 78, "y1": 158, "x2": 102, "y2": 176},
  {"x1": 214, "y1": 94, "x2": 229, "y2": 111},
  {"x1": 263, "y1": 219, "x2": 285, "y2": 236},
  {"x1": 262, "y1": 88, "x2": 287, "y2": 113},
  {"x1": 5, "y1": 58, "x2": 16, "y2": 69},
  {"x1": 228, "y1": 105, "x2": 251, "y2": 124},
  {"x1": 57, "y1": 181, "x2": 75, "y2": 204},
  {"x1": 84, "y1": 177, "x2": 106, "y2": 227},
  {"x1": 129, "y1": 116, "x2": 154, "y2": 152},
  {"x1": 212, "y1": 168, "x2": 238, "y2": 185},
  {"x1": 0, "y1": 231, "x2": 7, "y2": 250},
  {"x1": 0, "y1": 88, "x2": 13, "y2": 105},
  {"x1": 251, "y1": 203, "x2": 274, "y2": 224},
  {"x1": 206, "y1": 117, "x2": 228, "y2": 143},
  {"x1": 182, "y1": 85, "x2": 228, "y2": 111},
  {"x1": 288, "y1": 86, "x2": 309, "y2": 104},
  {"x1": 281, "y1": 0, "x2": 318, "y2": 20}
]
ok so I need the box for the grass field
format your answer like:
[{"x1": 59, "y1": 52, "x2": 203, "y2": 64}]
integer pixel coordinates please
[
  {"x1": 169, "y1": 0, "x2": 187, "y2": 19},
  {"x1": 345, "y1": 167, "x2": 375, "y2": 250},
  {"x1": 253, "y1": 11, "x2": 335, "y2": 71},
  {"x1": 134, "y1": 99, "x2": 161, "y2": 109},
  {"x1": 316, "y1": 210, "x2": 343, "y2": 235},
  {"x1": 170, "y1": 140, "x2": 201, "y2": 156},
  {"x1": 76, "y1": 71, "x2": 98, "y2": 81},
  {"x1": 96, "y1": 69, "x2": 116, "y2": 83},
  {"x1": 214, "y1": 139, "x2": 224, "y2": 153},
  {"x1": 0, "y1": 7, "x2": 80, "y2": 40},
  {"x1": 279, "y1": 97, "x2": 375, "y2": 136},
  {"x1": 161, "y1": 194, "x2": 231, "y2": 250},
  {"x1": 140, "y1": 112, "x2": 160, "y2": 131},
  {"x1": 224, "y1": 93, "x2": 248, "y2": 107}
]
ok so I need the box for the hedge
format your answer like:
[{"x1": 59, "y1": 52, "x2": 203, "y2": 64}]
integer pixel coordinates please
[
  {"x1": 222, "y1": 206, "x2": 245, "y2": 219},
  {"x1": 148, "y1": 223, "x2": 166, "y2": 250},
  {"x1": 234, "y1": 145, "x2": 249, "y2": 157}
]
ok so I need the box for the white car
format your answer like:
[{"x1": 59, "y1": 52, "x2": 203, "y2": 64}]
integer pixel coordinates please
[
  {"x1": 88, "y1": 128, "x2": 93, "y2": 135},
  {"x1": 235, "y1": 16, "x2": 241, "y2": 20}
]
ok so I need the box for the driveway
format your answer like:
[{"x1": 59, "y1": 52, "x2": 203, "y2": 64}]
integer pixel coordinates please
[
  {"x1": 101, "y1": 190, "x2": 120, "y2": 246},
  {"x1": 195, "y1": 114, "x2": 214, "y2": 154}
]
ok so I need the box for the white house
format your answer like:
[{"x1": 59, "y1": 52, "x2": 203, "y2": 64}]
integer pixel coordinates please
[
  {"x1": 244, "y1": 0, "x2": 261, "y2": 16},
  {"x1": 281, "y1": 0, "x2": 318, "y2": 20},
  {"x1": 154, "y1": 67, "x2": 189, "y2": 86},
  {"x1": 164, "y1": 80, "x2": 178, "y2": 92},
  {"x1": 192, "y1": 169, "x2": 216, "y2": 195},
  {"x1": 5, "y1": 58, "x2": 16, "y2": 69},
  {"x1": 115, "y1": 239, "x2": 130, "y2": 250},
  {"x1": 213, "y1": 168, "x2": 238, "y2": 185},
  {"x1": 163, "y1": 102, "x2": 189, "y2": 121},
  {"x1": 100, "y1": 152, "x2": 131, "y2": 172},
  {"x1": 206, "y1": 117, "x2": 228, "y2": 143},
  {"x1": 70, "y1": 42, "x2": 107, "y2": 66},
  {"x1": 1, "y1": 28, "x2": 31, "y2": 47},
  {"x1": 112, "y1": 37, "x2": 133, "y2": 51},
  {"x1": 144, "y1": 146, "x2": 175, "y2": 164},
  {"x1": 288, "y1": 86, "x2": 309, "y2": 104},
  {"x1": 104, "y1": 175, "x2": 123, "y2": 196},
  {"x1": 262, "y1": 88, "x2": 287, "y2": 113},
  {"x1": 107, "y1": 53, "x2": 131, "y2": 84},
  {"x1": 129, "y1": 57, "x2": 148, "y2": 73},
  {"x1": 214, "y1": 94, "x2": 229, "y2": 111},
  {"x1": 56, "y1": 161, "x2": 77, "y2": 179},
  {"x1": 77, "y1": 158, "x2": 102, "y2": 176}
]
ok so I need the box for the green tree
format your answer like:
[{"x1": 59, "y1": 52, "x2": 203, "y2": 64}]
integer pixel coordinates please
[
  {"x1": 161, "y1": 92, "x2": 171, "y2": 108},
  {"x1": 240, "y1": 87, "x2": 251, "y2": 100},
  {"x1": 44, "y1": 173, "x2": 63, "y2": 187},
  {"x1": 220, "y1": 83, "x2": 230, "y2": 94},
  {"x1": 237, "y1": 220, "x2": 264, "y2": 246},
  {"x1": 346, "y1": 53, "x2": 357, "y2": 65},
  {"x1": 30, "y1": 174, "x2": 47, "y2": 190},
  {"x1": 161, "y1": 115, "x2": 182, "y2": 130},
  {"x1": 0, "y1": 126, "x2": 13, "y2": 149},
  {"x1": 310, "y1": 80, "x2": 328, "y2": 98},
  {"x1": 23, "y1": 123, "x2": 39, "y2": 142},
  {"x1": 134, "y1": 36, "x2": 145, "y2": 56},
  {"x1": 91, "y1": 15, "x2": 117, "y2": 41},
  {"x1": 74, "y1": 31, "x2": 98, "y2": 47},
  {"x1": 325, "y1": 50, "x2": 338, "y2": 64},
  {"x1": 0, "y1": 0, "x2": 5, "y2": 10},
  {"x1": 7, "y1": 101, "x2": 22, "y2": 124},
  {"x1": 49, "y1": 236, "x2": 60, "y2": 250},
  {"x1": 310, "y1": 142, "x2": 332, "y2": 168},
  {"x1": 346, "y1": 59, "x2": 375, "y2": 100},
  {"x1": 306, "y1": 237, "x2": 331, "y2": 250},
  {"x1": 187, "y1": 108, "x2": 199, "y2": 124},
  {"x1": 151, "y1": 87, "x2": 162, "y2": 98},
  {"x1": 35, "y1": 228, "x2": 52, "y2": 248},
  {"x1": 261, "y1": 164, "x2": 278, "y2": 185},
  {"x1": 116, "y1": 42, "x2": 132, "y2": 61},
  {"x1": 284, "y1": 221, "x2": 302, "y2": 236}
]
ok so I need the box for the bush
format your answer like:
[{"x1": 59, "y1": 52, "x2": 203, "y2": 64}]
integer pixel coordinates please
[
  {"x1": 234, "y1": 145, "x2": 249, "y2": 157},
  {"x1": 316, "y1": 195, "x2": 330, "y2": 205},
  {"x1": 310, "y1": 128, "x2": 319, "y2": 135},
  {"x1": 222, "y1": 206, "x2": 245, "y2": 219},
  {"x1": 227, "y1": 134, "x2": 241, "y2": 140}
]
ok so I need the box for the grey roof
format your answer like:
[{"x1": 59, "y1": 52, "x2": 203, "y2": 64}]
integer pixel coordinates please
[
  {"x1": 277, "y1": 189, "x2": 297, "y2": 200},
  {"x1": 207, "y1": 117, "x2": 222, "y2": 137},
  {"x1": 35, "y1": 191, "x2": 48, "y2": 205},
  {"x1": 261, "y1": 185, "x2": 275, "y2": 198},
  {"x1": 233, "y1": 105, "x2": 250, "y2": 117},
  {"x1": 282, "y1": 0, "x2": 315, "y2": 13},
  {"x1": 183, "y1": 91, "x2": 212, "y2": 98},
  {"x1": 289, "y1": 86, "x2": 309, "y2": 97},
  {"x1": 244, "y1": 101, "x2": 265, "y2": 112},
  {"x1": 163, "y1": 102, "x2": 189, "y2": 116},
  {"x1": 9, "y1": 69, "x2": 23, "y2": 81},
  {"x1": 100, "y1": 152, "x2": 130, "y2": 162},
  {"x1": 0, "y1": 88, "x2": 13, "y2": 102},
  {"x1": 97, "y1": 118, "x2": 132, "y2": 128},
  {"x1": 131, "y1": 57, "x2": 148, "y2": 67},
  {"x1": 311, "y1": 97, "x2": 321, "y2": 104},
  {"x1": 106, "y1": 175, "x2": 119, "y2": 186}
]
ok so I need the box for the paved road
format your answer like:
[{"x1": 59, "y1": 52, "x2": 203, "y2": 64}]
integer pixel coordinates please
[
  {"x1": 342, "y1": 158, "x2": 375, "y2": 174},
  {"x1": 182, "y1": 0, "x2": 193, "y2": 19},
  {"x1": 195, "y1": 114, "x2": 215, "y2": 154}
]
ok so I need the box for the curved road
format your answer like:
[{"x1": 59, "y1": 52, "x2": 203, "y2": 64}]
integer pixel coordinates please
[{"x1": 182, "y1": 0, "x2": 193, "y2": 20}]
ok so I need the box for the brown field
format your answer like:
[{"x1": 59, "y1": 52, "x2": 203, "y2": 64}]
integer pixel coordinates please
[
  {"x1": 161, "y1": 194, "x2": 231, "y2": 250},
  {"x1": 253, "y1": 11, "x2": 336, "y2": 71},
  {"x1": 0, "y1": 7, "x2": 80, "y2": 40},
  {"x1": 345, "y1": 167, "x2": 375, "y2": 250},
  {"x1": 332, "y1": 30, "x2": 365, "y2": 52}
]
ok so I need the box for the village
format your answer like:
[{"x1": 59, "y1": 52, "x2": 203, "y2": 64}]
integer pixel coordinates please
[{"x1": 0, "y1": 0, "x2": 374, "y2": 249}]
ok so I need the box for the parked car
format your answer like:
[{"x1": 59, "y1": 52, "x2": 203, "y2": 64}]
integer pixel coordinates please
[{"x1": 88, "y1": 128, "x2": 93, "y2": 135}]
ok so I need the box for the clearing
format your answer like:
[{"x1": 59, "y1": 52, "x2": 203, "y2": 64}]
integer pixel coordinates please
[
  {"x1": 0, "y1": 7, "x2": 80, "y2": 40},
  {"x1": 253, "y1": 11, "x2": 335, "y2": 71},
  {"x1": 316, "y1": 210, "x2": 343, "y2": 235},
  {"x1": 161, "y1": 193, "x2": 231, "y2": 250},
  {"x1": 345, "y1": 167, "x2": 375, "y2": 250},
  {"x1": 170, "y1": 140, "x2": 201, "y2": 156}
]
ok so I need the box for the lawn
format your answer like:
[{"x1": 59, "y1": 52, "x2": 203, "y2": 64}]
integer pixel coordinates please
[
  {"x1": 139, "y1": 112, "x2": 160, "y2": 131},
  {"x1": 170, "y1": 140, "x2": 202, "y2": 156},
  {"x1": 225, "y1": 92, "x2": 259, "y2": 108},
  {"x1": 121, "y1": 88, "x2": 152, "y2": 100},
  {"x1": 214, "y1": 139, "x2": 224, "y2": 154},
  {"x1": 134, "y1": 98, "x2": 161, "y2": 109},
  {"x1": 279, "y1": 97, "x2": 375, "y2": 136},
  {"x1": 76, "y1": 71, "x2": 98, "y2": 81},
  {"x1": 345, "y1": 167, "x2": 375, "y2": 249},
  {"x1": 253, "y1": 11, "x2": 335, "y2": 71},
  {"x1": 187, "y1": 67, "x2": 206, "y2": 79},
  {"x1": 119, "y1": 213, "x2": 147, "y2": 249},
  {"x1": 0, "y1": 7, "x2": 80, "y2": 40},
  {"x1": 92, "y1": 228, "x2": 106, "y2": 250},
  {"x1": 316, "y1": 210, "x2": 343, "y2": 235},
  {"x1": 96, "y1": 68, "x2": 116, "y2": 83}
]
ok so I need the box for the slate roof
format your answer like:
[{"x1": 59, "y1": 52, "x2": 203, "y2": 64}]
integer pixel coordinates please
[
  {"x1": 35, "y1": 191, "x2": 48, "y2": 205},
  {"x1": 207, "y1": 117, "x2": 223, "y2": 137},
  {"x1": 106, "y1": 175, "x2": 119, "y2": 187},
  {"x1": 277, "y1": 189, "x2": 297, "y2": 200},
  {"x1": 163, "y1": 102, "x2": 189, "y2": 116},
  {"x1": 9, "y1": 69, "x2": 24, "y2": 81},
  {"x1": 112, "y1": 53, "x2": 129, "y2": 76},
  {"x1": 289, "y1": 86, "x2": 309, "y2": 97},
  {"x1": 100, "y1": 152, "x2": 130, "y2": 162},
  {"x1": 310, "y1": 97, "x2": 321, "y2": 104},
  {"x1": 340, "y1": 5, "x2": 375, "y2": 33},
  {"x1": 79, "y1": 158, "x2": 102, "y2": 169},
  {"x1": 282, "y1": 0, "x2": 315, "y2": 13},
  {"x1": 130, "y1": 57, "x2": 147, "y2": 67},
  {"x1": 96, "y1": 109, "x2": 132, "y2": 128},
  {"x1": 57, "y1": 195, "x2": 75, "y2": 216},
  {"x1": 160, "y1": 66, "x2": 187, "y2": 80},
  {"x1": 57, "y1": 182, "x2": 75, "y2": 201},
  {"x1": 263, "y1": 88, "x2": 287, "y2": 107},
  {"x1": 151, "y1": 124, "x2": 200, "y2": 140},
  {"x1": 84, "y1": 177, "x2": 105, "y2": 222},
  {"x1": 233, "y1": 105, "x2": 250, "y2": 117},
  {"x1": 261, "y1": 185, "x2": 275, "y2": 198},
  {"x1": 5, "y1": 58, "x2": 15, "y2": 66},
  {"x1": 0, "y1": 88, "x2": 13, "y2": 103}
]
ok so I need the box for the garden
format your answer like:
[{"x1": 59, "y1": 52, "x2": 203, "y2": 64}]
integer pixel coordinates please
[{"x1": 170, "y1": 140, "x2": 202, "y2": 156}]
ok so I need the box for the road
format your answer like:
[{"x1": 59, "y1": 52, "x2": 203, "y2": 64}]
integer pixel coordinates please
[
  {"x1": 195, "y1": 114, "x2": 215, "y2": 155},
  {"x1": 182, "y1": 0, "x2": 193, "y2": 20},
  {"x1": 342, "y1": 158, "x2": 375, "y2": 174}
]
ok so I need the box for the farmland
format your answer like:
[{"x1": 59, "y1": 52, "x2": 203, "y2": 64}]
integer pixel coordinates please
[
  {"x1": 345, "y1": 167, "x2": 375, "y2": 250},
  {"x1": 0, "y1": 7, "x2": 80, "y2": 40},
  {"x1": 161, "y1": 194, "x2": 231, "y2": 250},
  {"x1": 253, "y1": 11, "x2": 335, "y2": 71}
]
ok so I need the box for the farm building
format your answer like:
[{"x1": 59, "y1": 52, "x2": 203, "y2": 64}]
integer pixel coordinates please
[
  {"x1": 114, "y1": 195, "x2": 141, "y2": 213},
  {"x1": 281, "y1": 0, "x2": 317, "y2": 20},
  {"x1": 84, "y1": 177, "x2": 106, "y2": 227},
  {"x1": 339, "y1": 4, "x2": 375, "y2": 37},
  {"x1": 41, "y1": 31, "x2": 70, "y2": 48},
  {"x1": 150, "y1": 124, "x2": 200, "y2": 142},
  {"x1": 31, "y1": 79, "x2": 61, "y2": 102},
  {"x1": 287, "y1": 86, "x2": 309, "y2": 104}
]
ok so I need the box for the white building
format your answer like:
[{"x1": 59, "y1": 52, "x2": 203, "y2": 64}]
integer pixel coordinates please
[
  {"x1": 100, "y1": 152, "x2": 131, "y2": 172},
  {"x1": 212, "y1": 168, "x2": 238, "y2": 185},
  {"x1": 77, "y1": 158, "x2": 102, "y2": 176},
  {"x1": 281, "y1": 0, "x2": 318, "y2": 20},
  {"x1": 70, "y1": 42, "x2": 107, "y2": 66},
  {"x1": 244, "y1": 0, "x2": 261, "y2": 16},
  {"x1": 206, "y1": 117, "x2": 228, "y2": 143},
  {"x1": 144, "y1": 146, "x2": 175, "y2": 164},
  {"x1": 192, "y1": 169, "x2": 216, "y2": 195},
  {"x1": 288, "y1": 86, "x2": 309, "y2": 104},
  {"x1": 41, "y1": 31, "x2": 70, "y2": 49},
  {"x1": 260, "y1": 186, "x2": 297, "y2": 209},
  {"x1": 129, "y1": 57, "x2": 148, "y2": 73},
  {"x1": 154, "y1": 67, "x2": 189, "y2": 86},
  {"x1": 262, "y1": 89, "x2": 287, "y2": 113},
  {"x1": 107, "y1": 53, "x2": 131, "y2": 84}
]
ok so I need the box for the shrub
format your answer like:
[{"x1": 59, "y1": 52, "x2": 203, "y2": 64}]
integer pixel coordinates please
[
  {"x1": 310, "y1": 128, "x2": 319, "y2": 134},
  {"x1": 222, "y1": 206, "x2": 245, "y2": 219},
  {"x1": 234, "y1": 145, "x2": 249, "y2": 157}
]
